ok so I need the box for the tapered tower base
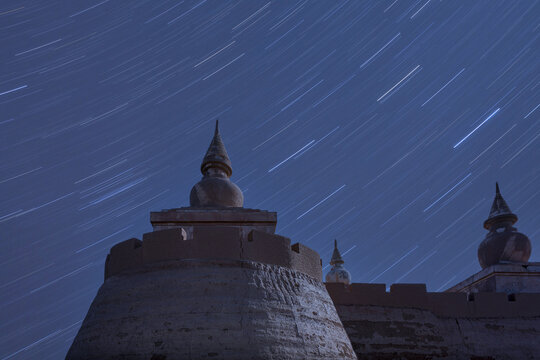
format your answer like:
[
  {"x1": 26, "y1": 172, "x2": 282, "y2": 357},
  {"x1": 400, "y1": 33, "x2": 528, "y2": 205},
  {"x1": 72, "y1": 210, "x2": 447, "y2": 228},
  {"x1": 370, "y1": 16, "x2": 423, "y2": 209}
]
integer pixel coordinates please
[{"x1": 67, "y1": 259, "x2": 356, "y2": 360}]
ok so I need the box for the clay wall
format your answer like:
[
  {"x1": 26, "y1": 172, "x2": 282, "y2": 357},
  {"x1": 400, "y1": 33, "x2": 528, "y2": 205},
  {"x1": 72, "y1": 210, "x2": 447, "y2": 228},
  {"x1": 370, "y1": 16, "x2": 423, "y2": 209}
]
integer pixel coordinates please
[
  {"x1": 69, "y1": 259, "x2": 357, "y2": 360},
  {"x1": 326, "y1": 282, "x2": 540, "y2": 318},
  {"x1": 327, "y1": 282, "x2": 540, "y2": 359},
  {"x1": 291, "y1": 243, "x2": 323, "y2": 282},
  {"x1": 104, "y1": 228, "x2": 322, "y2": 280}
]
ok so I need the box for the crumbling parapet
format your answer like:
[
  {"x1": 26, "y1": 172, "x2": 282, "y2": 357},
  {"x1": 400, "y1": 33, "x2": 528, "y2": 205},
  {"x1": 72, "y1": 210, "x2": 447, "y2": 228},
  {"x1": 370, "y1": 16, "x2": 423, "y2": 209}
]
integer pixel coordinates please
[{"x1": 105, "y1": 227, "x2": 322, "y2": 281}]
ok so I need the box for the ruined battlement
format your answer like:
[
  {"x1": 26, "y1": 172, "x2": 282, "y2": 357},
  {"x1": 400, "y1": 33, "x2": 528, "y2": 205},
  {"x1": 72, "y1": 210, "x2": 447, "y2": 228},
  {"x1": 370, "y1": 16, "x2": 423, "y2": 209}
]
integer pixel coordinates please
[
  {"x1": 104, "y1": 227, "x2": 322, "y2": 280},
  {"x1": 326, "y1": 282, "x2": 540, "y2": 318}
]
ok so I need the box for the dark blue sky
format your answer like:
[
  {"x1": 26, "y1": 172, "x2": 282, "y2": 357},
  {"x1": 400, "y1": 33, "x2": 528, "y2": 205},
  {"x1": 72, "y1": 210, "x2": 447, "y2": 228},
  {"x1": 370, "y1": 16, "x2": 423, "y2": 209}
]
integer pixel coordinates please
[{"x1": 1, "y1": 0, "x2": 539, "y2": 358}]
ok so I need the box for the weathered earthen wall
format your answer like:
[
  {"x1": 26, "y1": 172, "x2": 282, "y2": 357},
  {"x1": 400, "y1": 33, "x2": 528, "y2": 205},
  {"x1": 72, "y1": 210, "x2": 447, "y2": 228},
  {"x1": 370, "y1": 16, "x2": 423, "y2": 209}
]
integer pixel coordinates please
[
  {"x1": 68, "y1": 259, "x2": 357, "y2": 360},
  {"x1": 327, "y1": 283, "x2": 540, "y2": 359}
]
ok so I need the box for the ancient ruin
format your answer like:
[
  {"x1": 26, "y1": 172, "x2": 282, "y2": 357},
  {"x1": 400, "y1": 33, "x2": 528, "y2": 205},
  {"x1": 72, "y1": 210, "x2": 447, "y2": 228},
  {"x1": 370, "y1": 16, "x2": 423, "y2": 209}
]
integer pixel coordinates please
[
  {"x1": 67, "y1": 122, "x2": 539, "y2": 360},
  {"x1": 66, "y1": 121, "x2": 356, "y2": 360}
]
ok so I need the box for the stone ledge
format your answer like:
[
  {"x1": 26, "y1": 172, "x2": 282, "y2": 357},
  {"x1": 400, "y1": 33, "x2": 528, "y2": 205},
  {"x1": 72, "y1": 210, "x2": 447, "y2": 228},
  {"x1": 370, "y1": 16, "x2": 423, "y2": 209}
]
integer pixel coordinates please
[
  {"x1": 150, "y1": 207, "x2": 278, "y2": 236},
  {"x1": 446, "y1": 262, "x2": 540, "y2": 293},
  {"x1": 150, "y1": 207, "x2": 277, "y2": 223}
]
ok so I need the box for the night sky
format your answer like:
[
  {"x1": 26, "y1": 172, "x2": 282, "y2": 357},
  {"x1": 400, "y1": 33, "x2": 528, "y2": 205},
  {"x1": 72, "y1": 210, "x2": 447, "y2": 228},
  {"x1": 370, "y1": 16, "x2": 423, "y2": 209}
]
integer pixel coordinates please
[{"x1": 1, "y1": 0, "x2": 539, "y2": 358}]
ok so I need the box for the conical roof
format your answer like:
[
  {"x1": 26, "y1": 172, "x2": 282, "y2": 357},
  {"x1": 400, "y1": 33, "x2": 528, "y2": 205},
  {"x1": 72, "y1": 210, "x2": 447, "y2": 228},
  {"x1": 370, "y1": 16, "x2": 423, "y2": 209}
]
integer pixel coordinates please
[
  {"x1": 330, "y1": 239, "x2": 344, "y2": 265},
  {"x1": 483, "y1": 182, "x2": 517, "y2": 229},
  {"x1": 201, "y1": 120, "x2": 232, "y2": 177}
]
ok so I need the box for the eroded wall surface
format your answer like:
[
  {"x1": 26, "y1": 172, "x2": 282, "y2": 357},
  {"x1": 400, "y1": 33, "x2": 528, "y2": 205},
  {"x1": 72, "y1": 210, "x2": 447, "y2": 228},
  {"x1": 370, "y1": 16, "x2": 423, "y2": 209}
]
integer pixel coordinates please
[
  {"x1": 68, "y1": 259, "x2": 356, "y2": 360},
  {"x1": 327, "y1": 283, "x2": 540, "y2": 360},
  {"x1": 336, "y1": 304, "x2": 540, "y2": 360}
]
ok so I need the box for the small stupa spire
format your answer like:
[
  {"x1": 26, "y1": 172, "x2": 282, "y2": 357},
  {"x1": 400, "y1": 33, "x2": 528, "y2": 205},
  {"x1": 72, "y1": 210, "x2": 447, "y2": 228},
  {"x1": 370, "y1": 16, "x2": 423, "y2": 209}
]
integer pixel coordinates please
[
  {"x1": 330, "y1": 239, "x2": 344, "y2": 265},
  {"x1": 201, "y1": 119, "x2": 232, "y2": 178},
  {"x1": 484, "y1": 182, "x2": 517, "y2": 229},
  {"x1": 326, "y1": 239, "x2": 351, "y2": 284}
]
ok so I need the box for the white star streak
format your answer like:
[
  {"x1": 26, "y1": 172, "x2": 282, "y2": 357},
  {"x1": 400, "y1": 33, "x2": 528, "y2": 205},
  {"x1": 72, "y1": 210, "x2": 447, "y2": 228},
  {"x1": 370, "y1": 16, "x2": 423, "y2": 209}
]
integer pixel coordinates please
[
  {"x1": 360, "y1": 33, "x2": 401, "y2": 69},
  {"x1": 377, "y1": 65, "x2": 421, "y2": 102},
  {"x1": 15, "y1": 39, "x2": 62, "y2": 56},
  {"x1": 469, "y1": 124, "x2": 516, "y2": 164},
  {"x1": 268, "y1": 140, "x2": 315, "y2": 172},
  {"x1": 296, "y1": 184, "x2": 346, "y2": 220},
  {"x1": 370, "y1": 245, "x2": 419, "y2": 283},
  {"x1": 0, "y1": 85, "x2": 27, "y2": 96},
  {"x1": 202, "y1": 53, "x2": 245, "y2": 80},
  {"x1": 423, "y1": 173, "x2": 472, "y2": 212},
  {"x1": 453, "y1": 108, "x2": 500, "y2": 148},
  {"x1": 421, "y1": 68, "x2": 465, "y2": 107},
  {"x1": 194, "y1": 41, "x2": 236, "y2": 68}
]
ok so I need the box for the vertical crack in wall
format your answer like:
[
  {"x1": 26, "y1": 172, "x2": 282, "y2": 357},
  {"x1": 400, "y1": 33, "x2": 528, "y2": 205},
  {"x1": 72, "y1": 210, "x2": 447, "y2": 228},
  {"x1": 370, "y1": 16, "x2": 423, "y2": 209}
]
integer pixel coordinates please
[{"x1": 454, "y1": 318, "x2": 471, "y2": 356}]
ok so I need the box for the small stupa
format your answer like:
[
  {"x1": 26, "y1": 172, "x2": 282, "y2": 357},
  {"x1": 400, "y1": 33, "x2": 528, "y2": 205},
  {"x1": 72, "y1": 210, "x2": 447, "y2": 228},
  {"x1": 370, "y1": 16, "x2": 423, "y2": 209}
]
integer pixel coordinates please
[
  {"x1": 66, "y1": 121, "x2": 357, "y2": 360},
  {"x1": 326, "y1": 240, "x2": 352, "y2": 285}
]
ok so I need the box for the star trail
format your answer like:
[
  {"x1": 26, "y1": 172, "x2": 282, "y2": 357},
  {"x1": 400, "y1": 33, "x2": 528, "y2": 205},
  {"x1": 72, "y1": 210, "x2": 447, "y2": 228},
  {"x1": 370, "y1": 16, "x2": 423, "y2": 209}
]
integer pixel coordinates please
[{"x1": 1, "y1": 1, "x2": 539, "y2": 358}]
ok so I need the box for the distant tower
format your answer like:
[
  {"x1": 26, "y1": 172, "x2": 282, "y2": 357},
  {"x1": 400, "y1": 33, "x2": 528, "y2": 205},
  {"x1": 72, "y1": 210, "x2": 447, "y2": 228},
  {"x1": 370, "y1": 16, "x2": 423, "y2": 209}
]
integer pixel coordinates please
[
  {"x1": 477, "y1": 183, "x2": 531, "y2": 269},
  {"x1": 326, "y1": 240, "x2": 351, "y2": 285}
]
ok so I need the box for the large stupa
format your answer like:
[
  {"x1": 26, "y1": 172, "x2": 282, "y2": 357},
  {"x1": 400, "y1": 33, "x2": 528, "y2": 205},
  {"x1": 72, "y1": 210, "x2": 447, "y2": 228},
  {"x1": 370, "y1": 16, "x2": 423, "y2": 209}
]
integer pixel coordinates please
[{"x1": 66, "y1": 121, "x2": 357, "y2": 360}]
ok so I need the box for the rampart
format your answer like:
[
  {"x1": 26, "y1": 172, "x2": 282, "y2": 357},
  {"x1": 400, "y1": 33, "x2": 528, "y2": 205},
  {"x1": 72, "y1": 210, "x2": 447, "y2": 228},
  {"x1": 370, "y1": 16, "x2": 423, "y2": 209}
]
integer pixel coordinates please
[
  {"x1": 104, "y1": 227, "x2": 322, "y2": 281},
  {"x1": 326, "y1": 282, "x2": 540, "y2": 318},
  {"x1": 327, "y1": 282, "x2": 540, "y2": 359}
]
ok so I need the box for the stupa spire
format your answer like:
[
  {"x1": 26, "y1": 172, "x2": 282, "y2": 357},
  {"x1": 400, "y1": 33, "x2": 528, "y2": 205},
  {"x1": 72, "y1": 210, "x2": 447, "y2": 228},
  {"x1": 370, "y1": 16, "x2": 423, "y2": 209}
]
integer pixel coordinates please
[
  {"x1": 201, "y1": 119, "x2": 232, "y2": 178},
  {"x1": 330, "y1": 239, "x2": 344, "y2": 265},
  {"x1": 484, "y1": 182, "x2": 517, "y2": 230},
  {"x1": 190, "y1": 120, "x2": 244, "y2": 207},
  {"x1": 326, "y1": 240, "x2": 351, "y2": 285}
]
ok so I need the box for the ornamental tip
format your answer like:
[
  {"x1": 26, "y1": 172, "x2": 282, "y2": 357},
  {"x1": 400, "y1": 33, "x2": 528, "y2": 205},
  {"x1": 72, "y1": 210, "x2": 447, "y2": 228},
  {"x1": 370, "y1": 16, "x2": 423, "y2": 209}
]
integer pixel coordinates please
[
  {"x1": 200, "y1": 119, "x2": 232, "y2": 177},
  {"x1": 330, "y1": 239, "x2": 344, "y2": 265},
  {"x1": 484, "y1": 182, "x2": 517, "y2": 229}
]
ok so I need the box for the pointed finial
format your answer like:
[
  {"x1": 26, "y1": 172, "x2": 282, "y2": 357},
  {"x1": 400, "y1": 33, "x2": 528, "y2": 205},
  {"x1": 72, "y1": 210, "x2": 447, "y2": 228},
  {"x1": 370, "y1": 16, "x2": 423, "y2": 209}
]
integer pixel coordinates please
[
  {"x1": 200, "y1": 119, "x2": 232, "y2": 177},
  {"x1": 190, "y1": 120, "x2": 243, "y2": 207},
  {"x1": 483, "y1": 182, "x2": 517, "y2": 229},
  {"x1": 326, "y1": 239, "x2": 351, "y2": 284},
  {"x1": 478, "y1": 182, "x2": 531, "y2": 268},
  {"x1": 330, "y1": 239, "x2": 344, "y2": 265}
]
